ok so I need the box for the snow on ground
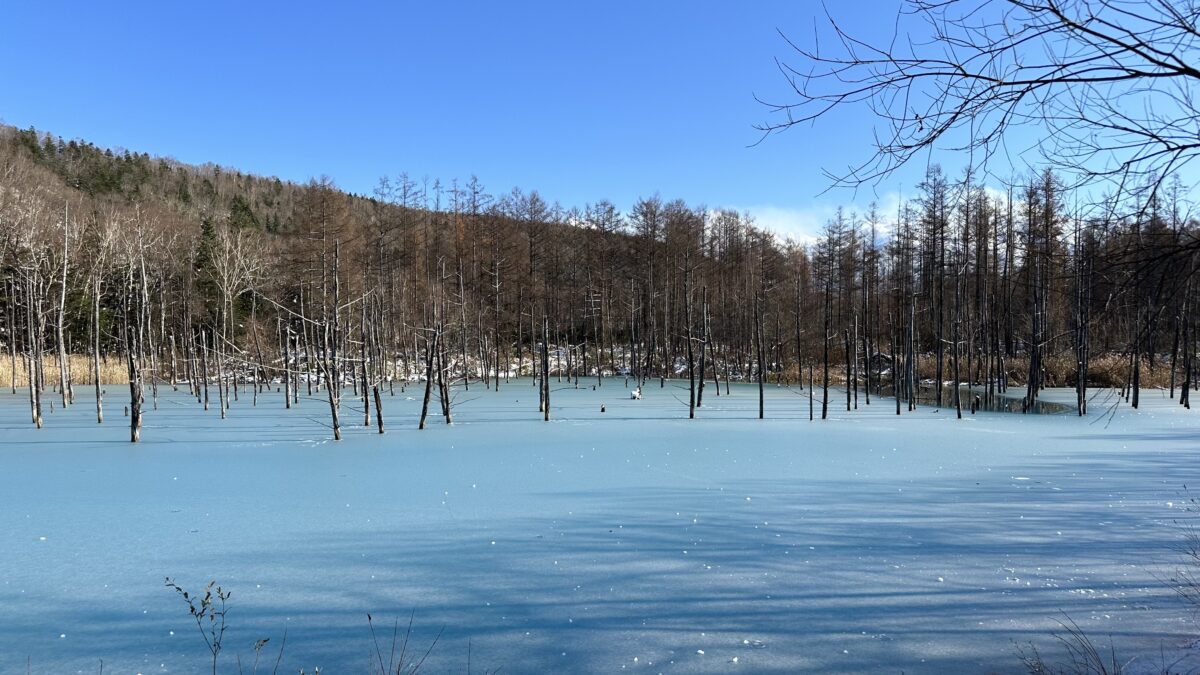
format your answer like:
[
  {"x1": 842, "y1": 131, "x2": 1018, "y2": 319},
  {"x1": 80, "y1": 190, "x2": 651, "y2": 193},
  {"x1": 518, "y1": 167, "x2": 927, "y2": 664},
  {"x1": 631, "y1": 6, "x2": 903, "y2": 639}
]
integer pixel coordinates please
[{"x1": 0, "y1": 380, "x2": 1198, "y2": 673}]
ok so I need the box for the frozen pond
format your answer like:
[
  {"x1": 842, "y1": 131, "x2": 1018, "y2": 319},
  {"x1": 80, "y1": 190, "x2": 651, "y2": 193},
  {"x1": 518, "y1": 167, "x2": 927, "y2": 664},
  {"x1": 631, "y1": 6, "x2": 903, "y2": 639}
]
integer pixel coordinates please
[{"x1": 2, "y1": 380, "x2": 1198, "y2": 673}]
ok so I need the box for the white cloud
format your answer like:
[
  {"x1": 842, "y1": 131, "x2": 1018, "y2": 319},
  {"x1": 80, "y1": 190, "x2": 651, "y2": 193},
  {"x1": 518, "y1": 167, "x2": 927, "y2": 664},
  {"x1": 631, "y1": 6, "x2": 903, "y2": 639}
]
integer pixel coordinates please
[
  {"x1": 736, "y1": 205, "x2": 827, "y2": 244},
  {"x1": 728, "y1": 192, "x2": 906, "y2": 244},
  {"x1": 730, "y1": 181, "x2": 1026, "y2": 245}
]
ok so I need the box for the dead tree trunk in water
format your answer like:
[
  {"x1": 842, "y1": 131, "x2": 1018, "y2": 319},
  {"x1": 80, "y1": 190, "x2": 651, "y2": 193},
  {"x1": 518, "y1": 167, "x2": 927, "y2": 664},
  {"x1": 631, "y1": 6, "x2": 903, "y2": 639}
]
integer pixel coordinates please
[
  {"x1": 821, "y1": 276, "x2": 831, "y2": 420},
  {"x1": 24, "y1": 277, "x2": 43, "y2": 428},
  {"x1": 1131, "y1": 310, "x2": 1142, "y2": 409},
  {"x1": 292, "y1": 330, "x2": 300, "y2": 406},
  {"x1": 322, "y1": 243, "x2": 343, "y2": 441},
  {"x1": 458, "y1": 259, "x2": 470, "y2": 390},
  {"x1": 755, "y1": 293, "x2": 765, "y2": 420},
  {"x1": 953, "y1": 270, "x2": 962, "y2": 420},
  {"x1": 361, "y1": 299, "x2": 370, "y2": 426},
  {"x1": 437, "y1": 321, "x2": 452, "y2": 425},
  {"x1": 125, "y1": 266, "x2": 144, "y2": 443},
  {"x1": 6, "y1": 279, "x2": 15, "y2": 396},
  {"x1": 92, "y1": 275, "x2": 103, "y2": 423},
  {"x1": 169, "y1": 331, "x2": 178, "y2": 390},
  {"x1": 808, "y1": 362, "x2": 814, "y2": 420},
  {"x1": 322, "y1": 319, "x2": 341, "y2": 440},
  {"x1": 1074, "y1": 219, "x2": 1090, "y2": 416},
  {"x1": 685, "y1": 258, "x2": 696, "y2": 419},
  {"x1": 542, "y1": 314, "x2": 550, "y2": 421},
  {"x1": 370, "y1": 306, "x2": 385, "y2": 433},
  {"x1": 862, "y1": 242, "x2": 872, "y2": 405},
  {"x1": 200, "y1": 329, "x2": 210, "y2": 411},
  {"x1": 144, "y1": 270, "x2": 158, "y2": 412},
  {"x1": 251, "y1": 295, "x2": 264, "y2": 407},
  {"x1": 1182, "y1": 290, "x2": 1193, "y2": 410},
  {"x1": 907, "y1": 301, "x2": 917, "y2": 411},
  {"x1": 56, "y1": 204, "x2": 71, "y2": 409},
  {"x1": 1170, "y1": 313, "x2": 1180, "y2": 400},
  {"x1": 216, "y1": 312, "x2": 227, "y2": 420},
  {"x1": 418, "y1": 327, "x2": 438, "y2": 430},
  {"x1": 321, "y1": 312, "x2": 341, "y2": 439},
  {"x1": 186, "y1": 325, "x2": 198, "y2": 401},
  {"x1": 282, "y1": 321, "x2": 292, "y2": 410},
  {"x1": 300, "y1": 287, "x2": 314, "y2": 397},
  {"x1": 936, "y1": 202, "x2": 946, "y2": 408},
  {"x1": 697, "y1": 286, "x2": 708, "y2": 409},
  {"x1": 852, "y1": 316, "x2": 859, "y2": 409},
  {"x1": 844, "y1": 329, "x2": 851, "y2": 412},
  {"x1": 492, "y1": 260, "x2": 502, "y2": 392},
  {"x1": 893, "y1": 325, "x2": 901, "y2": 415}
]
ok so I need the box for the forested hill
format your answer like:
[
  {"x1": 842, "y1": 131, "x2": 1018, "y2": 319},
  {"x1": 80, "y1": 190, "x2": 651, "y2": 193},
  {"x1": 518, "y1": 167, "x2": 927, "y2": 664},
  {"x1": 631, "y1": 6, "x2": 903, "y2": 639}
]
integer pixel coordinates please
[
  {"x1": 5, "y1": 125, "x2": 305, "y2": 233},
  {"x1": 0, "y1": 123, "x2": 1197, "y2": 432}
]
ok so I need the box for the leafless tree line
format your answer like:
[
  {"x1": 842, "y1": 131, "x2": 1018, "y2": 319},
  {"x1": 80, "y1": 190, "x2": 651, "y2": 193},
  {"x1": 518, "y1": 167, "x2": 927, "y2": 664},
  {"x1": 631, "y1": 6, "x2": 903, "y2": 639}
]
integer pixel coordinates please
[{"x1": 0, "y1": 124, "x2": 1196, "y2": 442}]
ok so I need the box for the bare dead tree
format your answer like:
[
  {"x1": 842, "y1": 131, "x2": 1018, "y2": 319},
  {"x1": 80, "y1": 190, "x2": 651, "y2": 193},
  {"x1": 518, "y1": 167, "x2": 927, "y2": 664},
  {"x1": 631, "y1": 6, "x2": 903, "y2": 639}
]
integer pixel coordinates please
[
  {"x1": 418, "y1": 324, "x2": 438, "y2": 430},
  {"x1": 759, "y1": 0, "x2": 1200, "y2": 204},
  {"x1": 542, "y1": 313, "x2": 550, "y2": 421},
  {"x1": 53, "y1": 201, "x2": 75, "y2": 408},
  {"x1": 207, "y1": 223, "x2": 266, "y2": 419},
  {"x1": 115, "y1": 208, "x2": 156, "y2": 443}
]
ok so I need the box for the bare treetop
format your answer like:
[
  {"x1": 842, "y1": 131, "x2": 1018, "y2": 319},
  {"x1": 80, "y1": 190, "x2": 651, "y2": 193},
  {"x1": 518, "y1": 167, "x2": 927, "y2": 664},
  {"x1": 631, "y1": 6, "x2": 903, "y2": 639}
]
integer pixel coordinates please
[{"x1": 758, "y1": 0, "x2": 1200, "y2": 198}]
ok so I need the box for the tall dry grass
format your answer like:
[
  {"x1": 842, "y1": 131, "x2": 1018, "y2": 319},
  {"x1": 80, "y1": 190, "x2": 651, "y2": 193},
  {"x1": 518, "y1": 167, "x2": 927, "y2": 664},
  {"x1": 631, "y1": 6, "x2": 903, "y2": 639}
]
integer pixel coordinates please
[{"x1": 0, "y1": 354, "x2": 130, "y2": 389}]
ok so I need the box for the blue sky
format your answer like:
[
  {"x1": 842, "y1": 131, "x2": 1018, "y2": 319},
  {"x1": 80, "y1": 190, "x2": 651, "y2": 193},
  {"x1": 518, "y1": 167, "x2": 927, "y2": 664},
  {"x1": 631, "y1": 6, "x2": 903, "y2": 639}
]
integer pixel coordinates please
[{"x1": 1, "y1": 1, "x2": 958, "y2": 239}]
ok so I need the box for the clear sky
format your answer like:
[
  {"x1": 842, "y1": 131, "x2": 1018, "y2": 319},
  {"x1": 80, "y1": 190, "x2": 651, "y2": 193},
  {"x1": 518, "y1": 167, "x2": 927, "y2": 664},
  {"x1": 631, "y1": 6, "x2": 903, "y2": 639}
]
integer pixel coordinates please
[{"x1": 1, "y1": 1, "x2": 937, "y2": 240}]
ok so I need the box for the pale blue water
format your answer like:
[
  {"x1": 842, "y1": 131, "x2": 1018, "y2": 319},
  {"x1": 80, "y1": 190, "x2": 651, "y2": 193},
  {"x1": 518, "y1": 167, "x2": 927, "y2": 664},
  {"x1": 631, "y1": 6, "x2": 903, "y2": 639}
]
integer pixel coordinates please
[{"x1": 0, "y1": 380, "x2": 1196, "y2": 673}]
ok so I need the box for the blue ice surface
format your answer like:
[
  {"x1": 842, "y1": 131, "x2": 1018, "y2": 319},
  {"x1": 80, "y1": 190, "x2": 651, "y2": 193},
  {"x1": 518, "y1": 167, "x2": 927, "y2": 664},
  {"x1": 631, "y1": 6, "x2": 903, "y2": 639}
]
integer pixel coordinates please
[{"x1": 0, "y1": 379, "x2": 1197, "y2": 673}]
